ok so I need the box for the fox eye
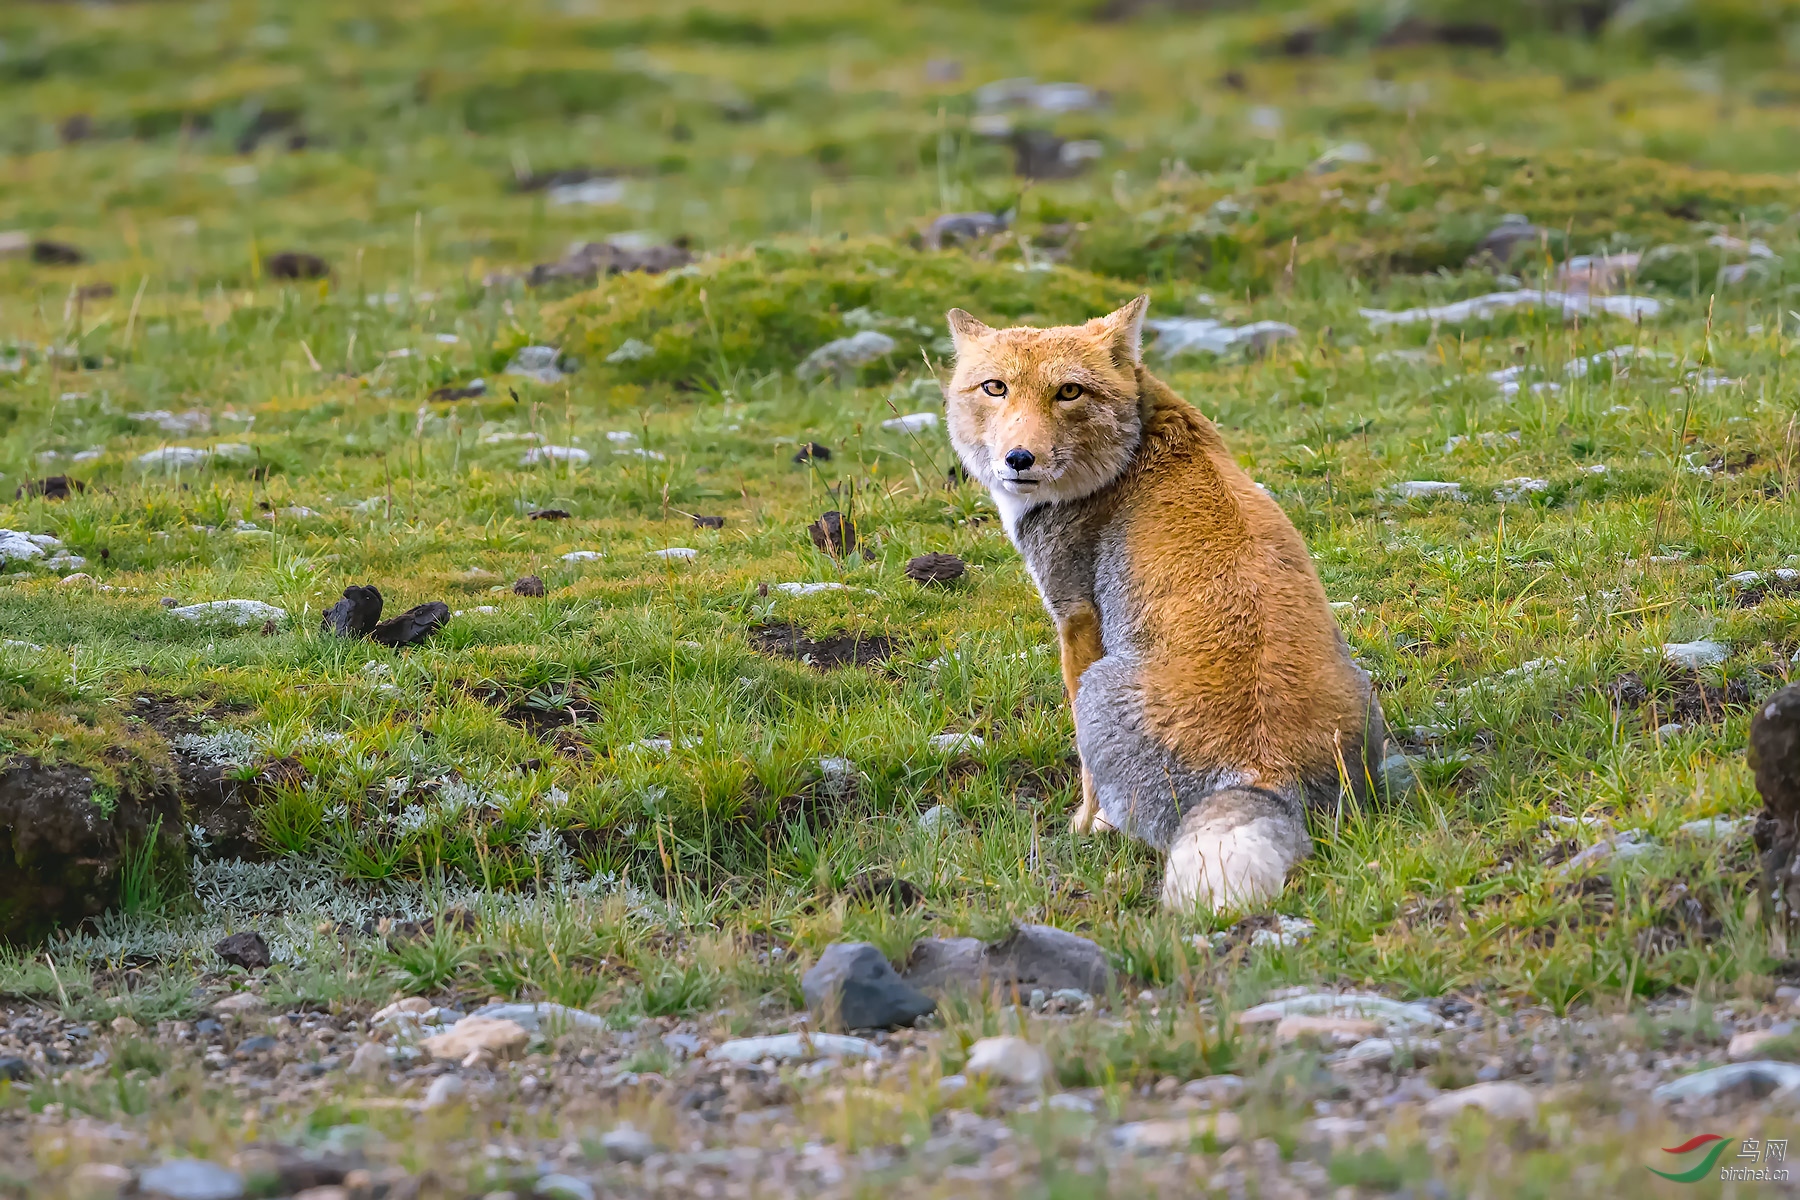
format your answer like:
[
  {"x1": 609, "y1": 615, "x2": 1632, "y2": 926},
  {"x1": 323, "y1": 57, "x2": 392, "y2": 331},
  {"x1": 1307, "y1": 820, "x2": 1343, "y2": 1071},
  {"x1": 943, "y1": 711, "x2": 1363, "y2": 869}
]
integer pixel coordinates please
[
  {"x1": 1056, "y1": 382, "x2": 1084, "y2": 401},
  {"x1": 979, "y1": 379, "x2": 1007, "y2": 397}
]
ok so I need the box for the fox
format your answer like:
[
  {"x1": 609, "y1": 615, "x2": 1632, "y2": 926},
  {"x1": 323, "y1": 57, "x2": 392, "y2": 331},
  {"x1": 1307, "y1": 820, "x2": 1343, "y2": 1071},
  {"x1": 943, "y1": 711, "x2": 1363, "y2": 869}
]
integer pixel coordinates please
[{"x1": 941, "y1": 296, "x2": 1388, "y2": 912}]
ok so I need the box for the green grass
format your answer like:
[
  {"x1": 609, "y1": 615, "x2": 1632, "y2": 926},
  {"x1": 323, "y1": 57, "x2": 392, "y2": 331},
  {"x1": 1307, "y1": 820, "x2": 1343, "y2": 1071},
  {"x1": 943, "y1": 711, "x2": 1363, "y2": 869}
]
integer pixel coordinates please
[{"x1": 1, "y1": 2, "x2": 1800, "y2": 1188}]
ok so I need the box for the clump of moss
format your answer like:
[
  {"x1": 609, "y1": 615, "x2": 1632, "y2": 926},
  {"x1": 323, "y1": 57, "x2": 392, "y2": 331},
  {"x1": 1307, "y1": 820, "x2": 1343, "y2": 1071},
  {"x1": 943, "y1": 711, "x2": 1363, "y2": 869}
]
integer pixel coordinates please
[
  {"x1": 549, "y1": 239, "x2": 1144, "y2": 389},
  {"x1": 1062, "y1": 151, "x2": 1795, "y2": 291}
]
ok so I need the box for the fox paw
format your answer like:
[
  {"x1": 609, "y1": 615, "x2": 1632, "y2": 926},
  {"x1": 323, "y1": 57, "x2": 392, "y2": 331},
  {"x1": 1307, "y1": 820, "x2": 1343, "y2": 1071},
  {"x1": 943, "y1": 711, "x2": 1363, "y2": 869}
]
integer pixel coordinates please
[
  {"x1": 1069, "y1": 805, "x2": 1119, "y2": 836},
  {"x1": 1160, "y1": 816, "x2": 1297, "y2": 913}
]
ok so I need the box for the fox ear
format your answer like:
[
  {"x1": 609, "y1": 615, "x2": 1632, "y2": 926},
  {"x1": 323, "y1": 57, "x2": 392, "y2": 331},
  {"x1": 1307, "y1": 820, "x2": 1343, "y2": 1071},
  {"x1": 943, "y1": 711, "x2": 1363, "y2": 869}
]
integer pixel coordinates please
[
  {"x1": 1099, "y1": 295, "x2": 1149, "y2": 367},
  {"x1": 945, "y1": 308, "x2": 992, "y2": 353}
]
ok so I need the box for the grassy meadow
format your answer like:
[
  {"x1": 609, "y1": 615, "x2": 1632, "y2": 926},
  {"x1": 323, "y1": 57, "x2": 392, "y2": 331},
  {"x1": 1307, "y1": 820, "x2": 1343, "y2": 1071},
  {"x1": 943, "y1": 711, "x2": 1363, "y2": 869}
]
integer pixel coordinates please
[{"x1": 2, "y1": 0, "x2": 1800, "y2": 1194}]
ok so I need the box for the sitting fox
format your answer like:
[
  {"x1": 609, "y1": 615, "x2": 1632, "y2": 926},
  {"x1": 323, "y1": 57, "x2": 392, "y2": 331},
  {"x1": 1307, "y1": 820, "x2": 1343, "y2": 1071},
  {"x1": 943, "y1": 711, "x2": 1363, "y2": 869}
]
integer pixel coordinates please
[{"x1": 943, "y1": 297, "x2": 1387, "y2": 912}]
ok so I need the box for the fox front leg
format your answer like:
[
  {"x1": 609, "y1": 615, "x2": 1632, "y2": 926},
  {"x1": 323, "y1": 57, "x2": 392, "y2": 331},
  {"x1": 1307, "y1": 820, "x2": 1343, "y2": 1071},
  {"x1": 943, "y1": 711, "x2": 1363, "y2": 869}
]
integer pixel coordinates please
[{"x1": 1058, "y1": 602, "x2": 1113, "y2": 835}]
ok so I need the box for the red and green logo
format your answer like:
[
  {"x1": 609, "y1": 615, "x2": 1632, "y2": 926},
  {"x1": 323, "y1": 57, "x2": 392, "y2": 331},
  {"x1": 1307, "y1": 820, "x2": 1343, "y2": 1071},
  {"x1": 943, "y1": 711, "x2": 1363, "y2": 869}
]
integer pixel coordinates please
[{"x1": 1649, "y1": 1134, "x2": 1734, "y2": 1183}]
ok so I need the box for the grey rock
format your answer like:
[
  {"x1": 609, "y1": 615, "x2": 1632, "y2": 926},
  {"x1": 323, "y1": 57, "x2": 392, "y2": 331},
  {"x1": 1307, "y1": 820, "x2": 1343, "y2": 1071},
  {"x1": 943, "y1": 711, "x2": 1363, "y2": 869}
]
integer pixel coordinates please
[
  {"x1": 599, "y1": 1125, "x2": 658, "y2": 1163},
  {"x1": 1663, "y1": 640, "x2": 1729, "y2": 670},
  {"x1": 903, "y1": 924, "x2": 1114, "y2": 998},
  {"x1": 346, "y1": 1041, "x2": 388, "y2": 1079},
  {"x1": 925, "y1": 212, "x2": 1009, "y2": 250},
  {"x1": 1477, "y1": 216, "x2": 1542, "y2": 265},
  {"x1": 139, "y1": 1160, "x2": 245, "y2": 1200},
  {"x1": 0, "y1": 1054, "x2": 29, "y2": 1081},
  {"x1": 795, "y1": 331, "x2": 897, "y2": 382},
  {"x1": 422, "y1": 1074, "x2": 465, "y2": 1109},
  {"x1": 802, "y1": 942, "x2": 937, "y2": 1031},
  {"x1": 533, "y1": 1173, "x2": 595, "y2": 1200},
  {"x1": 213, "y1": 930, "x2": 270, "y2": 970},
  {"x1": 1653, "y1": 1061, "x2": 1800, "y2": 1105},
  {"x1": 471, "y1": 1002, "x2": 606, "y2": 1033}
]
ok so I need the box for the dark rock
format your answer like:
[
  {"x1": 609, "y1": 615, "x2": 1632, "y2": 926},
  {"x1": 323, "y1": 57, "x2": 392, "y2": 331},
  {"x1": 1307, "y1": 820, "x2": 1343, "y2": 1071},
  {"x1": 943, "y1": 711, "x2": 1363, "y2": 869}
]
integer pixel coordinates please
[
  {"x1": 1754, "y1": 684, "x2": 1800, "y2": 939},
  {"x1": 59, "y1": 114, "x2": 94, "y2": 144},
  {"x1": 691, "y1": 514, "x2": 725, "y2": 529},
  {"x1": 31, "y1": 240, "x2": 84, "y2": 266},
  {"x1": 78, "y1": 282, "x2": 115, "y2": 301},
  {"x1": 194, "y1": 1019, "x2": 224, "y2": 1037},
  {"x1": 0, "y1": 759, "x2": 185, "y2": 945},
  {"x1": 807, "y1": 511, "x2": 856, "y2": 557},
  {"x1": 925, "y1": 212, "x2": 1009, "y2": 250},
  {"x1": 320, "y1": 585, "x2": 383, "y2": 638},
  {"x1": 844, "y1": 870, "x2": 924, "y2": 909},
  {"x1": 792, "y1": 442, "x2": 831, "y2": 464},
  {"x1": 905, "y1": 553, "x2": 965, "y2": 585},
  {"x1": 802, "y1": 942, "x2": 936, "y2": 1031},
  {"x1": 214, "y1": 931, "x2": 270, "y2": 971},
  {"x1": 1010, "y1": 129, "x2": 1086, "y2": 180},
  {"x1": 370, "y1": 601, "x2": 450, "y2": 648},
  {"x1": 1377, "y1": 17, "x2": 1506, "y2": 51},
  {"x1": 529, "y1": 508, "x2": 571, "y2": 521},
  {"x1": 14, "y1": 475, "x2": 84, "y2": 501},
  {"x1": 903, "y1": 923, "x2": 1116, "y2": 998},
  {"x1": 513, "y1": 575, "x2": 547, "y2": 597},
  {"x1": 258, "y1": 1148, "x2": 351, "y2": 1193},
  {"x1": 429, "y1": 381, "x2": 487, "y2": 402},
  {"x1": 235, "y1": 1035, "x2": 278, "y2": 1056},
  {"x1": 266, "y1": 251, "x2": 329, "y2": 281},
  {"x1": 0, "y1": 1055, "x2": 30, "y2": 1081},
  {"x1": 524, "y1": 239, "x2": 693, "y2": 287},
  {"x1": 1475, "y1": 217, "x2": 1542, "y2": 266}
]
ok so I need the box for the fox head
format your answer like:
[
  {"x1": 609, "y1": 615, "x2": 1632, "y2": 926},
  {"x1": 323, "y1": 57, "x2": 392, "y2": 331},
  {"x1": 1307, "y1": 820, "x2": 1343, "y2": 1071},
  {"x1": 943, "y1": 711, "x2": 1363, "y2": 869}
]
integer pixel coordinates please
[{"x1": 942, "y1": 296, "x2": 1148, "y2": 509}]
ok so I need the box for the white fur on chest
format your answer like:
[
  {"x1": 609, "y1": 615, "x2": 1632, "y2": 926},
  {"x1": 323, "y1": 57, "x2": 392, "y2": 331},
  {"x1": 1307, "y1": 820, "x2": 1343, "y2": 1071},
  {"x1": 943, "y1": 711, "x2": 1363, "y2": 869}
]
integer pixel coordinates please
[{"x1": 988, "y1": 486, "x2": 1042, "y2": 540}]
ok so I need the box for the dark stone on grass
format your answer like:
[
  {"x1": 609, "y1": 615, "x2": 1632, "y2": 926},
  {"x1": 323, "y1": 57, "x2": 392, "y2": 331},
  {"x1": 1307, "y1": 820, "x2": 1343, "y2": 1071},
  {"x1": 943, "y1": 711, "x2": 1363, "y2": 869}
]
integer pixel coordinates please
[
  {"x1": 429, "y1": 381, "x2": 487, "y2": 402},
  {"x1": 513, "y1": 575, "x2": 547, "y2": 597},
  {"x1": 256, "y1": 1148, "x2": 351, "y2": 1193},
  {"x1": 749, "y1": 623, "x2": 892, "y2": 670},
  {"x1": 371, "y1": 602, "x2": 450, "y2": 648},
  {"x1": 529, "y1": 508, "x2": 571, "y2": 520},
  {"x1": 1377, "y1": 16, "x2": 1505, "y2": 51},
  {"x1": 844, "y1": 870, "x2": 924, "y2": 909},
  {"x1": 320, "y1": 585, "x2": 382, "y2": 638},
  {"x1": 692, "y1": 514, "x2": 725, "y2": 529},
  {"x1": 78, "y1": 282, "x2": 114, "y2": 301},
  {"x1": 808, "y1": 511, "x2": 856, "y2": 557},
  {"x1": 31, "y1": 240, "x2": 84, "y2": 266},
  {"x1": 194, "y1": 1018, "x2": 223, "y2": 1037},
  {"x1": 214, "y1": 931, "x2": 270, "y2": 971},
  {"x1": 903, "y1": 923, "x2": 1115, "y2": 998},
  {"x1": 925, "y1": 211, "x2": 1008, "y2": 250},
  {"x1": 0, "y1": 759, "x2": 185, "y2": 945},
  {"x1": 1753, "y1": 683, "x2": 1800, "y2": 940},
  {"x1": 905, "y1": 553, "x2": 965, "y2": 585},
  {"x1": 792, "y1": 442, "x2": 831, "y2": 464},
  {"x1": 15, "y1": 475, "x2": 83, "y2": 501},
  {"x1": 802, "y1": 942, "x2": 936, "y2": 1031},
  {"x1": 235, "y1": 1035, "x2": 278, "y2": 1056},
  {"x1": 523, "y1": 239, "x2": 694, "y2": 287},
  {"x1": 0, "y1": 1055, "x2": 28, "y2": 1081},
  {"x1": 1475, "y1": 217, "x2": 1542, "y2": 266},
  {"x1": 266, "y1": 251, "x2": 329, "y2": 281},
  {"x1": 1010, "y1": 129, "x2": 1085, "y2": 180}
]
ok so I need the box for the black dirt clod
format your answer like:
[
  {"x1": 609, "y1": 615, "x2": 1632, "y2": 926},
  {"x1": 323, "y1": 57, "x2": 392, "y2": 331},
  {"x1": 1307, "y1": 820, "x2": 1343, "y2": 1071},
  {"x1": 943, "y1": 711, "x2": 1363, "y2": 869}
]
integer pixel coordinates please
[
  {"x1": 266, "y1": 251, "x2": 330, "y2": 280},
  {"x1": 528, "y1": 508, "x2": 571, "y2": 521},
  {"x1": 214, "y1": 930, "x2": 271, "y2": 971},
  {"x1": 792, "y1": 442, "x2": 831, "y2": 464},
  {"x1": 905, "y1": 552, "x2": 966, "y2": 585},
  {"x1": 370, "y1": 601, "x2": 451, "y2": 648},
  {"x1": 808, "y1": 510, "x2": 856, "y2": 558},
  {"x1": 692, "y1": 514, "x2": 725, "y2": 529},
  {"x1": 14, "y1": 475, "x2": 83, "y2": 501},
  {"x1": 513, "y1": 575, "x2": 547, "y2": 597},
  {"x1": 321, "y1": 584, "x2": 383, "y2": 638},
  {"x1": 31, "y1": 240, "x2": 84, "y2": 266}
]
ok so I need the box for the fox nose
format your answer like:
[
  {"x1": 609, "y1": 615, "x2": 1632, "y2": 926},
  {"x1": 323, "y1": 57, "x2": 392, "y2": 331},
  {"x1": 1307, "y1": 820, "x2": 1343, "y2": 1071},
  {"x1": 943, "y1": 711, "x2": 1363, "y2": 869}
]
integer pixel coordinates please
[{"x1": 1004, "y1": 447, "x2": 1036, "y2": 472}]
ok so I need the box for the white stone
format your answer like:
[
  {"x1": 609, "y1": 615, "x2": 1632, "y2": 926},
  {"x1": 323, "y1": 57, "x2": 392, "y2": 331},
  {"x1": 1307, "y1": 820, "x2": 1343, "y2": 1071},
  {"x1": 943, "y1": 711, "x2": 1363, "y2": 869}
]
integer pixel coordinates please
[
  {"x1": 505, "y1": 346, "x2": 565, "y2": 384},
  {"x1": 168, "y1": 600, "x2": 287, "y2": 627},
  {"x1": 520, "y1": 445, "x2": 590, "y2": 466},
  {"x1": 1493, "y1": 478, "x2": 1549, "y2": 503},
  {"x1": 211, "y1": 443, "x2": 256, "y2": 462},
  {"x1": 1145, "y1": 317, "x2": 1297, "y2": 359},
  {"x1": 918, "y1": 804, "x2": 957, "y2": 833},
  {"x1": 469, "y1": 1002, "x2": 606, "y2": 1033},
  {"x1": 649, "y1": 547, "x2": 697, "y2": 560},
  {"x1": 533, "y1": 1174, "x2": 594, "y2": 1200},
  {"x1": 346, "y1": 1041, "x2": 389, "y2": 1078},
  {"x1": 561, "y1": 550, "x2": 604, "y2": 562},
  {"x1": 773, "y1": 582, "x2": 850, "y2": 596},
  {"x1": 138, "y1": 1161, "x2": 244, "y2": 1200},
  {"x1": 964, "y1": 1036, "x2": 1050, "y2": 1088},
  {"x1": 1663, "y1": 640, "x2": 1729, "y2": 669},
  {"x1": 605, "y1": 339, "x2": 654, "y2": 364},
  {"x1": 0, "y1": 528, "x2": 52, "y2": 563},
  {"x1": 1653, "y1": 1061, "x2": 1800, "y2": 1104},
  {"x1": 927, "y1": 732, "x2": 984, "y2": 754},
  {"x1": 1387, "y1": 481, "x2": 1463, "y2": 501},
  {"x1": 1728, "y1": 1030, "x2": 1792, "y2": 1062},
  {"x1": 1180, "y1": 1075, "x2": 1246, "y2": 1107},
  {"x1": 1237, "y1": 992, "x2": 1442, "y2": 1032},
  {"x1": 708, "y1": 1033, "x2": 880, "y2": 1063},
  {"x1": 881, "y1": 411, "x2": 939, "y2": 433},
  {"x1": 211, "y1": 992, "x2": 266, "y2": 1014},
  {"x1": 1360, "y1": 290, "x2": 1660, "y2": 327},
  {"x1": 795, "y1": 331, "x2": 897, "y2": 381},
  {"x1": 421, "y1": 1074, "x2": 465, "y2": 1109},
  {"x1": 1425, "y1": 1081, "x2": 1537, "y2": 1122},
  {"x1": 1678, "y1": 816, "x2": 1751, "y2": 841},
  {"x1": 599, "y1": 1125, "x2": 658, "y2": 1163}
]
